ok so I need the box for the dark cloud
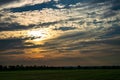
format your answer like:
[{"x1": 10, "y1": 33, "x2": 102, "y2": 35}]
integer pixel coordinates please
[
  {"x1": 91, "y1": 0, "x2": 120, "y2": 11},
  {"x1": 0, "y1": 51, "x2": 23, "y2": 55},
  {"x1": 102, "y1": 26, "x2": 120, "y2": 38},
  {"x1": 53, "y1": 26, "x2": 76, "y2": 31},
  {"x1": 94, "y1": 0, "x2": 120, "y2": 19},
  {"x1": 92, "y1": 0, "x2": 111, "y2": 3},
  {"x1": 57, "y1": 0, "x2": 91, "y2": 6},
  {"x1": 0, "y1": 0, "x2": 17, "y2": 5},
  {"x1": 7, "y1": 1, "x2": 58, "y2": 12},
  {"x1": 39, "y1": 17, "x2": 81, "y2": 26},
  {"x1": 80, "y1": 49, "x2": 120, "y2": 54},
  {"x1": 102, "y1": 11, "x2": 117, "y2": 18},
  {"x1": 85, "y1": 38, "x2": 120, "y2": 46},
  {"x1": 0, "y1": 39, "x2": 24, "y2": 50},
  {"x1": 0, "y1": 22, "x2": 35, "y2": 31},
  {"x1": 111, "y1": 0, "x2": 120, "y2": 10},
  {"x1": 0, "y1": 38, "x2": 44, "y2": 51}
]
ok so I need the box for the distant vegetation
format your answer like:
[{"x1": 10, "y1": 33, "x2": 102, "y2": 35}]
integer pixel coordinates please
[{"x1": 0, "y1": 65, "x2": 120, "y2": 71}]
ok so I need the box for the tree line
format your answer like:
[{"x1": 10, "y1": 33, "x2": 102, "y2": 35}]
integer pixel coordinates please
[{"x1": 0, "y1": 65, "x2": 120, "y2": 71}]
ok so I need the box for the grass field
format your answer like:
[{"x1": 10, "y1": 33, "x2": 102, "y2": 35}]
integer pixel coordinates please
[{"x1": 0, "y1": 69, "x2": 120, "y2": 80}]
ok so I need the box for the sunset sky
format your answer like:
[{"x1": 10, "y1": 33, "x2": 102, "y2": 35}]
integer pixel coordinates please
[{"x1": 0, "y1": 0, "x2": 120, "y2": 66}]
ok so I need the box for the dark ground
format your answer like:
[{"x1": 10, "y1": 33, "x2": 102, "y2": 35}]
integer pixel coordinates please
[{"x1": 0, "y1": 69, "x2": 120, "y2": 80}]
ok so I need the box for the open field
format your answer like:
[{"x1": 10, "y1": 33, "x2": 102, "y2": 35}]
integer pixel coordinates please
[{"x1": 0, "y1": 69, "x2": 120, "y2": 80}]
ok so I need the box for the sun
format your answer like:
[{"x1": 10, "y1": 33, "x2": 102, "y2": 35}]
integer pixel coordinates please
[{"x1": 28, "y1": 30, "x2": 46, "y2": 41}]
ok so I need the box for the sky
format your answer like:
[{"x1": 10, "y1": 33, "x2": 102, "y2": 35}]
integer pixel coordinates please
[{"x1": 0, "y1": 0, "x2": 120, "y2": 66}]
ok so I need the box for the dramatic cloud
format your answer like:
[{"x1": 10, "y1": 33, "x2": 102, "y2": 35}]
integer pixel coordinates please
[{"x1": 0, "y1": 0, "x2": 120, "y2": 66}]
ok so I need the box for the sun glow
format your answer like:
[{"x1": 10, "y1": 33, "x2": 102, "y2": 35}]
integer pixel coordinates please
[{"x1": 28, "y1": 30, "x2": 46, "y2": 41}]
